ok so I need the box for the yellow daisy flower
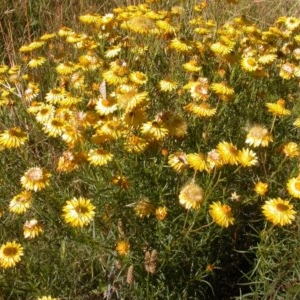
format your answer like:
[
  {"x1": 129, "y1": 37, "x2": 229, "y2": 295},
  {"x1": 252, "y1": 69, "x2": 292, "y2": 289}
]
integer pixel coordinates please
[
  {"x1": 287, "y1": 175, "x2": 300, "y2": 198},
  {"x1": 279, "y1": 63, "x2": 294, "y2": 79},
  {"x1": 155, "y1": 206, "x2": 168, "y2": 221},
  {"x1": 170, "y1": 38, "x2": 193, "y2": 53},
  {"x1": 211, "y1": 82, "x2": 234, "y2": 96},
  {"x1": 56, "y1": 62, "x2": 78, "y2": 75},
  {"x1": 141, "y1": 121, "x2": 169, "y2": 140},
  {"x1": 209, "y1": 201, "x2": 235, "y2": 228},
  {"x1": 116, "y1": 240, "x2": 130, "y2": 256},
  {"x1": 23, "y1": 219, "x2": 43, "y2": 239},
  {"x1": 95, "y1": 97, "x2": 118, "y2": 116},
  {"x1": 129, "y1": 71, "x2": 148, "y2": 85},
  {"x1": 159, "y1": 79, "x2": 178, "y2": 92},
  {"x1": 210, "y1": 41, "x2": 234, "y2": 56},
  {"x1": 282, "y1": 142, "x2": 299, "y2": 158},
  {"x1": 237, "y1": 148, "x2": 258, "y2": 167},
  {"x1": 62, "y1": 197, "x2": 95, "y2": 227},
  {"x1": 9, "y1": 190, "x2": 32, "y2": 214},
  {"x1": 0, "y1": 241, "x2": 24, "y2": 268},
  {"x1": 254, "y1": 181, "x2": 268, "y2": 196},
  {"x1": 182, "y1": 59, "x2": 201, "y2": 72},
  {"x1": 20, "y1": 167, "x2": 51, "y2": 192},
  {"x1": 184, "y1": 102, "x2": 217, "y2": 118},
  {"x1": 241, "y1": 57, "x2": 259, "y2": 72},
  {"x1": 179, "y1": 182, "x2": 204, "y2": 210},
  {"x1": 245, "y1": 125, "x2": 273, "y2": 147},
  {"x1": 0, "y1": 127, "x2": 27, "y2": 148},
  {"x1": 168, "y1": 152, "x2": 188, "y2": 173},
  {"x1": 43, "y1": 118, "x2": 65, "y2": 137},
  {"x1": 134, "y1": 198, "x2": 154, "y2": 218},
  {"x1": 28, "y1": 56, "x2": 46, "y2": 68},
  {"x1": 216, "y1": 141, "x2": 238, "y2": 165},
  {"x1": 265, "y1": 99, "x2": 291, "y2": 116},
  {"x1": 87, "y1": 149, "x2": 113, "y2": 166},
  {"x1": 262, "y1": 198, "x2": 296, "y2": 226},
  {"x1": 124, "y1": 135, "x2": 149, "y2": 154},
  {"x1": 187, "y1": 153, "x2": 209, "y2": 172},
  {"x1": 37, "y1": 296, "x2": 57, "y2": 300}
]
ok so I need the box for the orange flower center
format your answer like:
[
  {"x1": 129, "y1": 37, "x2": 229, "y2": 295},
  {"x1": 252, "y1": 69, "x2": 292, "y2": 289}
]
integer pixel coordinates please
[
  {"x1": 3, "y1": 247, "x2": 18, "y2": 256},
  {"x1": 75, "y1": 205, "x2": 89, "y2": 214},
  {"x1": 276, "y1": 203, "x2": 288, "y2": 211}
]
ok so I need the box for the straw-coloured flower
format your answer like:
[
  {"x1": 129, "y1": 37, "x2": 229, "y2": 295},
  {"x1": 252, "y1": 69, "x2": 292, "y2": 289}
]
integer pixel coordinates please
[
  {"x1": 23, "y1": 219, "x2": 43, "y2": 239},
  {"x1": 155, "y1": 206, "x2": 168, "y2": 221},
  {"x1": 116, "y1": 240, "x2": 130, "y2": 256},
  {"x1": 237, "y1": 148, "x2": 258, "y2": 167},
  {"x1": 20, "y1": 167, "x2": 51, "y2": 191},
  {"x1": 262, "y1": 198, "x2": 296, "y2": 226},
  {"x1": 0, "y1": 127, "x2": 27, "y2": 148},
  {"x1": 287, "y1": 175, "x2": 300, "y2": 198},
  {"x1": 282, "y1": 142, "x2": 299, "y2": 157},
  {"x1": 265, "y1": 99, "x2": 291, "y2": 116},
  {"x1": 87, "y1": 149, "x2": 113, "y2": 166},
  {"x1": 0, "y1": 241, "x2": 24, "y2": 268},
  {"x1": 9, "y1": 190, "x2": 32, "y2": 214},
  {"x1": 254, "y1": 181, "x2": 268, "y2": 196},
  {"x1": 209, "y1": 201, "x2": 235, "y2": 227},
  {"x1": 179, "y1": 182, "x2": 204, "y2": 210},
  {"x1": 168, "y1": 152, "x2": 189, "y2": 173},
  {"x1": 62, "y1": 197, "x2": 95, "y2": 227},
  {"x1": 245, "y1": 125, "x2": 273, "y2": 147},
  {"x1": 217, "y1": 141, "x2": 238, "y2": 165}
]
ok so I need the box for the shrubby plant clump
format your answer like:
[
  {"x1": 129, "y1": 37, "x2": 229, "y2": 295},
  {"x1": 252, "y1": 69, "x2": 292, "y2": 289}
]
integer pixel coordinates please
[{"x1": 1, "y1": 0, "x2": 300, "y2": 298}]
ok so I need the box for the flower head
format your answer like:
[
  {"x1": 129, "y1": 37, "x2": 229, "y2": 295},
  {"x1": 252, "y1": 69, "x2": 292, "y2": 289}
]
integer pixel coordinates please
[
  {"x1": 9, "y1": 190, "x2": 32, "y2": 214},
  {"x1": 254, "y1": 181, "x2": 268, "y2": 196},
  {"x1": 245, "y1": 125, "x2": 273, "y2": 147},
  {"x1": 262, "y1": 198, "x2": 296, "y2": 226},
  {"x1": 282, "y1": 142, "x2": 299, "y2": 158},
  {"x1": 20, "y1": 167, "x2": 51, "y2": 191},
  {"x1": 23, "y1": 219, "x2": 43, "y2": 239},
  {"x1": 62, "y1": 197, "x2": 95, "y2": 227},
  {"x1": 179, "y1": 182, "x2": 204, "y2": 210},
  {"x1": 0, "y1": 241, "x2": 24, "y2": 268},
  {"x1": 216, "y1": 141, "x2": 238, "y2": 165},
  {"x1": 155, "y1": 206, "x2": 168, "y2": 221},
  {"x1": 266, "y1": 99, "x2": 291, "y2": 116},
  {"x1": 134, "y1": 198, "x2": 154, "y2": 218},
  {"x1": 287, "y1": 175, "x2": 300, "y2": 198},
  {"x1": 209, "y1": 201, "x2": 235, "y2": 227},
  {"x1": 237, "y1": 148, "x2": 258, "y2": 167},
  {"x1": 0, "y1": 127, "x2": 27, "y2": 148},
  {"x1": 116, "y1": 240, "x2": 130, "y2": 256}
]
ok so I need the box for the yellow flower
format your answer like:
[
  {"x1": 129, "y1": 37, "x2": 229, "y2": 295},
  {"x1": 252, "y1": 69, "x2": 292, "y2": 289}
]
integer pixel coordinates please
[
  {"x1": 122, "y1": 17, "x2": 156, "y2": 34},
  {"x1": 282, "y1": 142, "x2": 299, "y2": 157},
  {"x1": 182, "y1": 60, "x2": 201, "y2": 73},
  {"x1": 134, "y1": 198, "x2": 154, "y2": 218},
  {"x1": 168, "y1": 152, "x2": 189, "y2": 173},
  {"x1": 155, "y1": 206, "x2": 168, "y2": 221},
  {"x1": 43, "y1": 118, "x2": 65, "y2": 137},
  {"x1": 245, "y1": 125, "x2": 273, "y2": 147},
  {"x1": 184, "y1": 102, "x2": 217, "y2": 118},
  {"x1": 0, "y1": 241, "x2": 24, "y2": 268},
  {"x1": 159, "y1": 79, "x2": 178, "y2": 92},
  {"x1": 129, "y1": 71, "x2": 148, "y2": 85},
  {"x1": 124, "y1": 134, "x2": 149, "y2": 154},
  {"x1": 95, "y1": 98, "x2": 118, "y2": 115},
  {"x1": 87, "y1": 149, "x2": 113, "y2": 166},
  {"x1": 287, "y1": 175, "x2": 300, "y2": 198},
  {"x1": 241, "y1": 57, "x2": 258, "y2": 72},
  {"x1": 187, "y1": 153, "x2": 209, "y2": 172},
  {"x1": 9, "y1": 190, "x2": 32, "y2": 214},
  {"x1": 262, "y1": 198, "x2": 296, "y2": 226},
  {"x1": 209, "y1": 201, "x2": 235, "y2": 227},
  {"x1": 254, "y1": 181, "x2": 268, "y2": 196},
  {"x1": 211, "y1": 82, "x2": 234, "y2": 96},
  {"x1": 20, "y1": 167, "x2": 51, "y2": 191},
  {"x1": 210, "y1": 41, "x2": 234, "y2": 56},
  {"x1": 170, "y1": 38, "x2": 193, "y2": 52},
  {"x1": 280, "y1": 63, "x2": 294, "y2": 79},
  {"x1": 23, "y1": 219, "x2": 43, "y2": 239},
  {"x1": 28, "y1": 56, "x2": 46, "y2": 68},
  {"x1": 158, "y1": 111, "x2": 187, "y2": 138},
  {"x1": 116, "y1": 240, "x2": 130, "y2": 256},
  {"x1": 237, "y1": 148, "x2": 258, "y2": 167},
  {"x1": 179, "y1": 182, "x2": 204, "y2": 210},
  {"x1": 141, "y1": 121, "x2": 169, "y2": 140},
  {"x1": 62, "y1": 197, "x2": 95, "y2": 227},
  {"x1": 216, "y1": 141, "x2": 238, "y2": 165},
  {"x1": 56, "y1": 62, "x2": 78, "y2": 75},
  {"x1": 265, "y1": 99, "x2": 291, "y2": 116},
  {"x1": 0, "y1": 127, "x2": 27, "y2": 148}
]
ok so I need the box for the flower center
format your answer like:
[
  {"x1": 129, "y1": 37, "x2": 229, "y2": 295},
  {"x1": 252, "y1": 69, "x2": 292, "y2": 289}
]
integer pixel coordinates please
[{"x1": 3, "y1": 247, "x2": 18, "y2": 256}]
